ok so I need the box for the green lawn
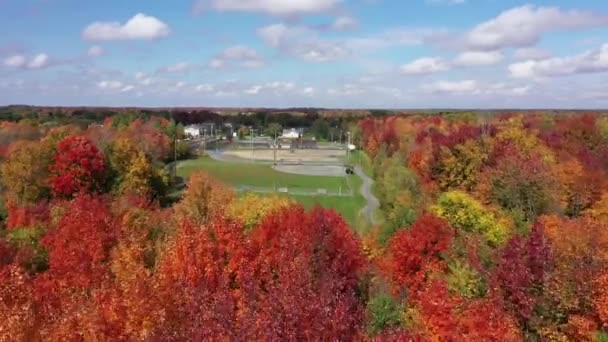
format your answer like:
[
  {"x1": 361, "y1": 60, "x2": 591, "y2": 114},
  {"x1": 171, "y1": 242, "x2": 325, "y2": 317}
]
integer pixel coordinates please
[
  {"x1": 176, "y1": 156, "x2": 368, "y2": 229},
  {"x1": 288, "y1": 174, "x2": 367, "y2": 231},
  {"x1": 177, "y1": 156, "x2": 348, "y2": 192}
]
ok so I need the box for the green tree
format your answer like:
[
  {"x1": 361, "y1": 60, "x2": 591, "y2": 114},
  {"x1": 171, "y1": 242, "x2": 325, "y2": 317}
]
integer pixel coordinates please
[
  {"x1": 265, "y1": 123, "x2": 283, "y2": 139},
  {"x1": 311, "y1": 118, "x2": 330, "y2": 140}
]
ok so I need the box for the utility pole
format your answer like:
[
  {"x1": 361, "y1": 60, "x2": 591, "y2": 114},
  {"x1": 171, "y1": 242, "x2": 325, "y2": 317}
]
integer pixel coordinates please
[
  {"x1": 251, "y1": 127, "x2": 254, "y2": 162},
  {"x1": 203, "y1": 128, "x2": 207, "y2": 152},
  {"x1": 347, "y1": 131, "x2": 351, "y2": 164},
  {"x1": 273, "y1": 130, "x2": 277, "y2": 165}
]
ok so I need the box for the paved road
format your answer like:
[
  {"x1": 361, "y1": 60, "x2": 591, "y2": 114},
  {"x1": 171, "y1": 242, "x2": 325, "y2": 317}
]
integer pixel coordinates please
[{"x1": 354, "y1": 166, "x2": 380, "y2": 226}]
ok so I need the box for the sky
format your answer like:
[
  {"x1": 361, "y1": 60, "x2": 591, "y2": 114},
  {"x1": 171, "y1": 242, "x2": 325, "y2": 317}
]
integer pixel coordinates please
[{"x1": 1, "y1": 0, "x2": 608, "y2": 108}]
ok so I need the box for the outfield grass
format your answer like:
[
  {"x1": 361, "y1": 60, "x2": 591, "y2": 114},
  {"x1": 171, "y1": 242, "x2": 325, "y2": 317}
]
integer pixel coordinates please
[
  {"x1": 288, "y1": 174, "x2": 368, "y2": 231},
  {"x1": 177, "y1": 156, "x2": 368, "y2": 229},
  {"x1": 177, "y1": 156, "x2": 349, "y2": 192}
]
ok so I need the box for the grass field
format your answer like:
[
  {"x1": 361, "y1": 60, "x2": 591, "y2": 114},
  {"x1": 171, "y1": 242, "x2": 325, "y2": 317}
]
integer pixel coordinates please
[
  {"x1": 289, "y1": 174, "x2": 367, "y2": 231},
  {"x1": 176, "y1": 156, "x2": 367, "y2": 228},
  {"x1": 177, "y1": 156, "x2": 349, "y2": 192}
]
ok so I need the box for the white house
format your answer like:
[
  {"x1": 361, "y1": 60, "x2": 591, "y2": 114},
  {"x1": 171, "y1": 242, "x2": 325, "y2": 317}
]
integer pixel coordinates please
[
  {"x1": 281, "y1": 128, "x2": 302, "y2": 139},
  {"x1": 184, "y1": 125, "x2": 201, "y2": 138},
  {"x1": 184, "y1": 123, "x2": 216, "y2": 138}
]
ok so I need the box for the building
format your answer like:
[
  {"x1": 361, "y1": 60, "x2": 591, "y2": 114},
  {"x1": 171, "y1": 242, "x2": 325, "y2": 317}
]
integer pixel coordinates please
[
  {"x1": 281, "y1": 128, "x2": 302, "y2": 139},
  {"x1": 184, "y1": 122, "x2": 216, "y2": 138}
]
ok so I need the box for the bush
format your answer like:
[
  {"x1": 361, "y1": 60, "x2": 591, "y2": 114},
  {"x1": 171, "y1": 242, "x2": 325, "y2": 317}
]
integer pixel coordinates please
[{"x1": 367, "y1": 293, "x2": 404, "y2": 336}]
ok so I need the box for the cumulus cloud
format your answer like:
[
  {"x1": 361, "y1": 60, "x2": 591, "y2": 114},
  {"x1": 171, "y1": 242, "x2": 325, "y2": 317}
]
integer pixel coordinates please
[
  {"x1": 426, "y1": 0, "x2": 465, "y2": 5},
  {"x1": 98, "y1": 80, "x2": 123, "y2": 89},
  {"x1": 87, "y1": 46, "x2": 104, "y2": 57},
  {"x1": 513, "y1": 47, "x2": 552, "y2": 60},
  {"x1": 258, "y1": 23, "x2": 349, "y2": 62},
  {"x1": 195, "y1": 84, "x2": 214, "y2": 92},
  {"x1": 4, "y1": 54, "x2": 49, "y2": 69},
  {"x1": 193, "y1": 0, "x2": 341, "y2": 17},
  {"x1": 82, "y1": 13, "x2": 170, "y2": 41},
  {"x1": 400, "y1": 57, "x2": 449, "y2": 74},
  {"x1": 465, "y1": 5, "x2": 608, "y2": 51},
  {"x1": 509, "y1": 43, "x2": 608, "y2": 79},
  {"x1": 161, "y1": 62, "x2": 193, "y2": 73},
  {"x1": 454, "y1": 50, "x2": 503, "y2": 66},
  {"x1": 27, "y1": 54, "x2": 49, "y2": 69},
  {"x1": 209, "y1": 45, "x2": 265, "y2": 69},
  {"x1": 4, "y1": 55, "x2": 26, "y2": 68},
  {"x1": 345, "y1": 28, "x2": 445, "y2": 50},
  {"x1": 332, "y1": 16, "x2": 357, "y2": 31},
  {"x1": 485, "y1": 83, "x2": 531, "y2": 96},
  {"x1": 244, "y1": 81, "x2": 296, "y2": 95},
  {"x1": 423, "y1": 80, "x2": 479, "y2": 94}
]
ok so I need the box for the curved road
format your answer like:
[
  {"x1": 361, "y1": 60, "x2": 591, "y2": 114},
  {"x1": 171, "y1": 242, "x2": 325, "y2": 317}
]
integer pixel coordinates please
[{"x1": 354, "y1": 166, "x2": 380, "y2": 226}]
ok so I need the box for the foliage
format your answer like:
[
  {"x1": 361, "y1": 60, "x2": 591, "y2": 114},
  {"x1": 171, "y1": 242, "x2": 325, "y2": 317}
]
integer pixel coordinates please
[
  {"x1": 107, "y1": 137, "x2": 168, "y2": 197},
  {"x1": 445, "y1": 260, "x2": 486, "y2": 298},
  {"x1": 1, "y1": 140, "x2": 54, "y2": 203},
  {"x1": 432, "y1": 190, "x2": 511, "y2": 247},
  {"x1": 226, "y1": 193, "x2": 290, "y2": 231},
  {"x1": 264, "y1": 122, "x2": 283, "y2": 138},
  {"x1": 494, "y1": 223, "x2": 552, "y2": 327},
  {"x1": 40, "y1": 196, "x2": 116, "y2": 291},
  {"x1": 173, "y1": 172, "x2": 235, "y2": 225},
  {"x1": 49, "y1": 136, "x2": 106, "y2": 197},
  {"x1": 366, "y1": 293, "x2": 404, "y2": 336},
  {"x1": 383, "y1": 214, "x2": 454, "y2": 297}
]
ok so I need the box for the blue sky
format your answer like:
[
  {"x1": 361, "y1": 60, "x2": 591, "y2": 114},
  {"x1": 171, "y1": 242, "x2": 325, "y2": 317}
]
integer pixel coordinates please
[{"x1": 1, "y1": 0, "x2": 608, "y2": 108}]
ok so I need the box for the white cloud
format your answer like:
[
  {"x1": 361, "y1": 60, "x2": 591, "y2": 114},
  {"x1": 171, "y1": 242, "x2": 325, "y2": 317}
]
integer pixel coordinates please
[
  {"x1": 258, "y1": 24, "x2": 309, "y2": 48},
  {"x1": 513, "y1": 48, "x2": 552, "y2": 60},
  {"x1": 509, "y1": 43, "x2": 608, "y2": 79},
  {"x1": 345, "y1": 28, "x2": 444, "y2": 50},
  {"x1": 258, "y1": 23, "x2": 349, "y2": 62},
  {"x1": 244, "y1": 81, "x2": 296, "y2": 95},
  {"x1": 303, "y1": 87, "x2": 315, "y2": 95},
  {"x1": 27, "y1": 54, "x2": 49, "y2": 69},
  {"x1": 4, "y1": 54, "x2": 50, "y2": 69},
  {"x1": 82, "y1": 13, "x2": 170, "y2": 41},
  {"x1": 466, "y1": 5, "x2": 608, "y2": 51},
  {"x1": 209, "y1": 45, "x2": 265, "y2": 69},
  {"x1": 454, "y1": 50, "x2": 503, "y2": 66},
  {"x1": 135, "y1": 72, "x2": 147, "y2": 81},
  {"x1": 332, "y1": 16, "x2": 357, "y2": 31},
  {"x1": 4, "y1": 55, "x2": 26, "y2": 68},
  {"x1": 163, "y1": 62, "x2": 192, "y2": 73},
  {"x1": 294, "y1": 42, "x2": 349, "y2": 62},
  {"x1": 194, "y1": 0, "x2": 341, "y2": 17},
  {"x1": 87, "y1": 46, "x2": 104, "y2": 57},
  {"x1": 98, "y1": 80, "x2": 123, "y2": 89},
  {"x1": 120, "y1": 85, "x2": 134, "y2": 92},
  {"x1": 486, "y1": 83, "x2": 531, "y2": 96},
  {"x1": 195, "y1": 84, "x2": 214, "y2": 92},
  {"x1": 423, "y1": 80, "x2": 479, "y2": 94},
  {"x1": 426, "y1": 0, "x2": 465, "y2": 5},
  {"x1": 400, "y1": 57, "x2": 449, "y2": 74},
  {"x1": 245, "y1": 85, "x2": 262, "y2": 95}
]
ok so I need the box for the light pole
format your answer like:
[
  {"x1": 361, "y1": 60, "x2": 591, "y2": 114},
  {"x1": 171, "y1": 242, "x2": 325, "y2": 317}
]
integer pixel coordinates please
[{"x1": 347, "y1": 131, "x2": 351, "y2": 164}]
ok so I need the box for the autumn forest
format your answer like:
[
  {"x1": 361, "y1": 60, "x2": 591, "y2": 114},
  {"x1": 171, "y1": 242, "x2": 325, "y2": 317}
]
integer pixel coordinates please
[{"x1": 1, "y1": 111, "x2": 608, "y2": 341}]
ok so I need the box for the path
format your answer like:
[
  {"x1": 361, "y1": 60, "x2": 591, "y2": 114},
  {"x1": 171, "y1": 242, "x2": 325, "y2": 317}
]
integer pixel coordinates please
[{"x1": 354, "y1": 166, "x2": 380, "y2": 226}]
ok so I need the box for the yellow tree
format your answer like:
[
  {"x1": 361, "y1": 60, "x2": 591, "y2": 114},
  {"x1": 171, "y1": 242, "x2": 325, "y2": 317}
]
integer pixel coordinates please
[
  {"x1": 226, "y1": 193, "x2": 291, "y2": 231},
  {"x1": 1, "y1": 139, "x2": 55, "y2": 203},
  {"x1": 432, "y1": 191, "x2": 512, "y2": 247},
  {"x1": 174, "y1": 172, "x2": 235, "y2": 225},
  {"x1": 108, "y1": 138, "x2": 155, "y2": 196}
]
